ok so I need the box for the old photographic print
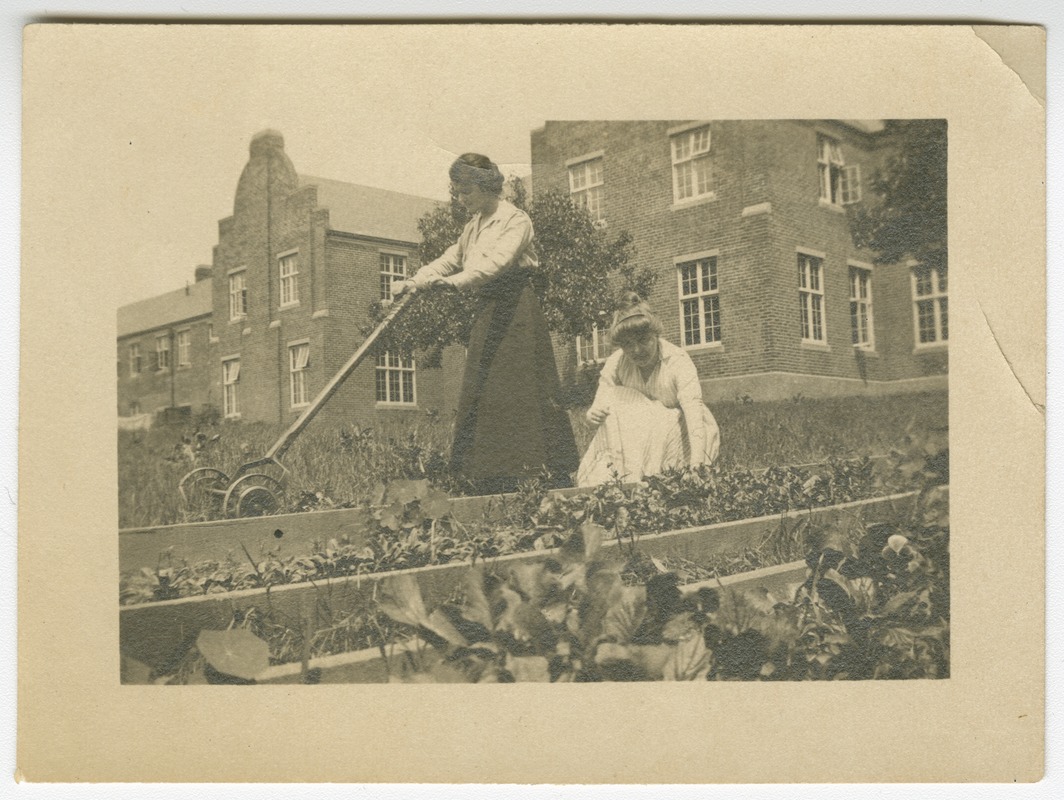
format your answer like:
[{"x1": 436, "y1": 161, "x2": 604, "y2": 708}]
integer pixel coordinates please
[
  {"x1": 19, "y1": 24, "x2": 1043, "y2": 784},
  {"x1": 116, "y1": 118, "x2": 951, "y2": 688}
]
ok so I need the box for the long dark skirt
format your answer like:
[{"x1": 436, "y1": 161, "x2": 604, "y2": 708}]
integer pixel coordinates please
[{"x1": 450, "y1": 272, "x2": 579, "y2": 494}]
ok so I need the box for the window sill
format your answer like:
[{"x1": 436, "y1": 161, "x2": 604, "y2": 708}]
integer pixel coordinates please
[
  {"x1": 818, "y1": 198, "x2": 846, "y2": 213},
  {"x1": 229, "y1": 316, "x2": 247, "y2": 325},
  {"x1": 177, "y1": 364, "x2": 192, "y2": 370},
  {"x1": 670, "y1": 192, "x2": 718, "y2": 212},
  {"x1": 800, "y1": 341, "x2": 831, "y2": 352},
  {"x1": 209, "y1": 337, "x2": 220, "y2": 345},
  {"x1": 312, "y1": 309, "x2": 330, "y2": 319},
  {"x1": 376, "y1": 402, "x2": 418, "y2": 409},
  {"x1": 290, "y1": 403, "x2": 310, "y2": 411},
  {"x1": 913, "y1": 342, "x2": 949, "y2": 354},
  {"x1": 224, "y1": 414, "x2": 242, "y2": 421},
  {"x1": 684, "y1": 342, "x2": 724, "y2": 354},
  {"x1": 853, "y1": 346, "x2": 878, "y2": 357},
  {"x1": 279, "y1": 302, "x2": 300, "y2": 312}
]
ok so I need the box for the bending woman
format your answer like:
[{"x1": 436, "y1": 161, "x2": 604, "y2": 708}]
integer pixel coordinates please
[
  {"x1": 577, "y1": 293, "x2": 720, "y2": 487},
  {"x1": 392, "y1": 153, "x2": 579, "y2": 494}
]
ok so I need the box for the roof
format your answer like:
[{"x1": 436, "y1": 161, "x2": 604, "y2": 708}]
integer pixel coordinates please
[
  {"x1": 299, "y1": 175, "x2": 442, "y2": 243},
  {"x1": 839, "y1": 120, "x2": 886, "y2": 134},
  {"x1": 117, "y1": 279, "x2": 213, "y2": 338}
]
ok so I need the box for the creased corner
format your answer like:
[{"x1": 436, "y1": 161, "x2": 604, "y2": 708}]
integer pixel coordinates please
[
  {"x1": 978, "y1": 300, "x2": 1046, "y2": 418},
  {"x1": 971, "y1": 25, "x2": 1046, "y2": 109},
  {"x1": 14, "y1": 766, "x2": 25, "y2": 783}
]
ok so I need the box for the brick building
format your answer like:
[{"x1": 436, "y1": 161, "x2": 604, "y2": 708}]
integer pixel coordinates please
[
  {"x1": 120, "y1": 121, "x2": 948, "y2": 428},
  {"x1": 531, "y1": 120, "x2": 948, "y2": 402},
  {"x1": 117, "y1": 273, "x2": 213, "y2": 426},
  {"x1": 118, "y1": 129, "x2": 463, "y2": 427}
]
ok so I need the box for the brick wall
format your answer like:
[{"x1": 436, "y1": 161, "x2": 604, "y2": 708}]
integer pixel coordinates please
[
  {"x1": 200, "y1": 130, "x2": 464, "y2": 428},
  {"x1": 117, "y1": 315, "x2": 213, "y2": 416},
  {"x1": 531, "y1": 120, "x2": 948, "y2": 401}
]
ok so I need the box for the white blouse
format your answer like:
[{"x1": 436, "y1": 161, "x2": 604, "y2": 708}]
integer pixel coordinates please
[
  {"x1": 588, "y1": 337, "x2": 711, "y2": 464},
  {"x1": 411, "y1": 199, "x2": 537, "y2": 291}
]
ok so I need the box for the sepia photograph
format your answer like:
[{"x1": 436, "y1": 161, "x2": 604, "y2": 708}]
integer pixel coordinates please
[
  {"x1": 17, "y1": 23, "x2": 1044, "y2": 784},
  {"x1": 115, "y1": 118, "x2": 951, "y2": 688}
]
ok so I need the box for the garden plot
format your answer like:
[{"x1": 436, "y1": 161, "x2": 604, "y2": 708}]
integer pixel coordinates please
[{"x1": 120, "y1": 489, "x2": 932, "y2": 676}]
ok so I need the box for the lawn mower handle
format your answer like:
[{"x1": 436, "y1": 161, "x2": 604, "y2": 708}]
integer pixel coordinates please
[{"x1": 257, "y1": 293, "x2": 414, "y2": 466}]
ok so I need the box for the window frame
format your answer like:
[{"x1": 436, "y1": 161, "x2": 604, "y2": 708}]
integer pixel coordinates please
[
  {"x1": 798, "y1": 250, "x2": 828, "y2": 345},
  {"x1": 155, "y1": 333, "x2": 171, "y2": 371},
  {"x1": 848, "y1": 262, "x2": 875, "y2": 350},
  {"x1": 566, "y1": 153, "x2": 605, "y2": 224},
  {"x1": 278, "y1": 251, "x2": 300, "y2": 308},
  {"x1": 288, "y1": 340, "x2": 311, "y2": 409},
  {"x1": 911, "y1": 264, "x2": 949, "y2": 349},
  {"x1": 817, "y1": 133, "x2": 845, "y2": 207},
  {"x1": 228, "y1": 268, "x2": 248, "y2": 321},
  {"x1": 379, "y1": 251, "x2": 409, "y2": 301},
  {"x1": 669, "y1": 123, "x2": 714, "y2": 204},
  {"x1": 576, "y1": 325, "x2": 612, "y2": 365},
  {"x1": 222, "y1": 356, "x2": 241, "y2": 418},
  {"x1": 839, "y1": 164, "x2": 862, "y2": 205},
  {"x1": 675, "y1": 250, "x2": 723, "y2": 350},
  {"x1": 375, "y1": 351, "x2": 417, "y2": 406},
  {"x1": 128, "y1": 342, "x2": 142, "y2": 377},
  {"x1": 176, "y1": 328, "x2": 192, "y2": 368}
]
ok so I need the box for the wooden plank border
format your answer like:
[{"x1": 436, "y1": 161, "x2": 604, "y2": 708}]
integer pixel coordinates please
[
  {"x1": 118, "y1": 486, "x2": 585, "y2": 575},
  {"x1": 255, "y1": 560, "x2": 812, "y2": 684},
  {"x1": 121, "y1": 491, "x2": 930, "y2": 671}
]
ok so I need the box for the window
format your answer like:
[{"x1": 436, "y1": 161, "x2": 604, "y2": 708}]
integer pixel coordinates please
[
  {"x1": 840, "y1": 164, "x2": 862, "y2": 204},
  {"x1": 798, "y1": 252, "x2": 826, "y2": 343},
  {"x1": 155, "y1": 334, "x2": 171, "y2": 370},
  {"x1": 817, "y1": 134, "x2": 862, "y2": 206},
  {"x1": 671, "y1": 125, "x2": 713, "y2": 202},
  {"x1": 176, "y1": 330, "x2": 191, "y2": 367},
  {"x1": 576, "y1": 326, "x2": 611, "y2": 364},
  {"x1": 912, "y1": 265, "x2": 948, "y2": 346},
  {"x1": 222, "y1": 358, "x2": 240, "y2": 418},
  {"x1": 375, "y1": 352, "x2": 416, "y2": 404},
  {"x1": 288, "y1": 342, "x2": 310, "y2": 408},
  {"x1": 279, "y1": 253, "x2": 299, "y2": 307},
  {"x1": 568, "y1": 157, "x2": 605, "y2": 223},
  {"x1": 229, "y1": 270, "x2": 247, "y2": 320},
  {"x1": 677, "y1": 255, "x2": 722, "y2": 347},
  {"x1": 128, "y1": 343, "x2": 142, "y2": 376},
  {"x1": 379, "y1": 253, "x2": 408, "y2": 300},
  {"x1": 849, "y1": 265, "x2": 874, "y2": 348}
]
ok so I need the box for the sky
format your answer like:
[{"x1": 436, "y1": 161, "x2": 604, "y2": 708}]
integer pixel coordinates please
[{"x1": 77, "y1": 37, "x2": 547, "y2": 308}]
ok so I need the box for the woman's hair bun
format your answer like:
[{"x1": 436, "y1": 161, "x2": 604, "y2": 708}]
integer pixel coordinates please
[{"x1": 449, "y1": 153, "x2": 505, "y2": 196}]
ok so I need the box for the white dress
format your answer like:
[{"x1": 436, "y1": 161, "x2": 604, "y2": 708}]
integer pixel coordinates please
[{"x1": 576, "y1": 338, "x2": 720, "y2": 487}]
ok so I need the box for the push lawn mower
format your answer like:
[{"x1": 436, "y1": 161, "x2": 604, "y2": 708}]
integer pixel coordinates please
[{"x1": 178, "y1": 294, "x2": 412, "y2": 518}]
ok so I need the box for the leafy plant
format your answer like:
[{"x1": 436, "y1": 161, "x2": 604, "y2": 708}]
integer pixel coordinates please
[{"x1": 378, "y1": 504, "x2": 950, "y2": 683}]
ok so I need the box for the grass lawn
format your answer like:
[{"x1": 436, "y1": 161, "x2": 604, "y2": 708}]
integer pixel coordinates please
[{"x1": 117, "y1": 389, "x2": 947, "y2": 529}]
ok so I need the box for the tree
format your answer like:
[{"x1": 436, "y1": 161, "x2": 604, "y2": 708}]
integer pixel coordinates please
[
  {"x1": 848, "y1": 120, "x2": 947, "y2": 272},
  {"x1": 369, "y1": 176, "x2": 655, "y2": 367}
]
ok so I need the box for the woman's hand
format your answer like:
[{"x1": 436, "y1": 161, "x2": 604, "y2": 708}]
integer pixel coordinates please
[
  {"x1": 390, "y1": 279, "x2": 417, "y2": 298},
  {"x1": 586, "y1": 406, "x2": 610, "y2": 427}
]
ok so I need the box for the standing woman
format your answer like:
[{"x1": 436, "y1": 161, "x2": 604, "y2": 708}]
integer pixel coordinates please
[
  {"x1": 391, "y1": 153, "x2": 579, "y2": 494},
  {"x1": 577, "y1": 292, "x2": 721, "y2": 487}
]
